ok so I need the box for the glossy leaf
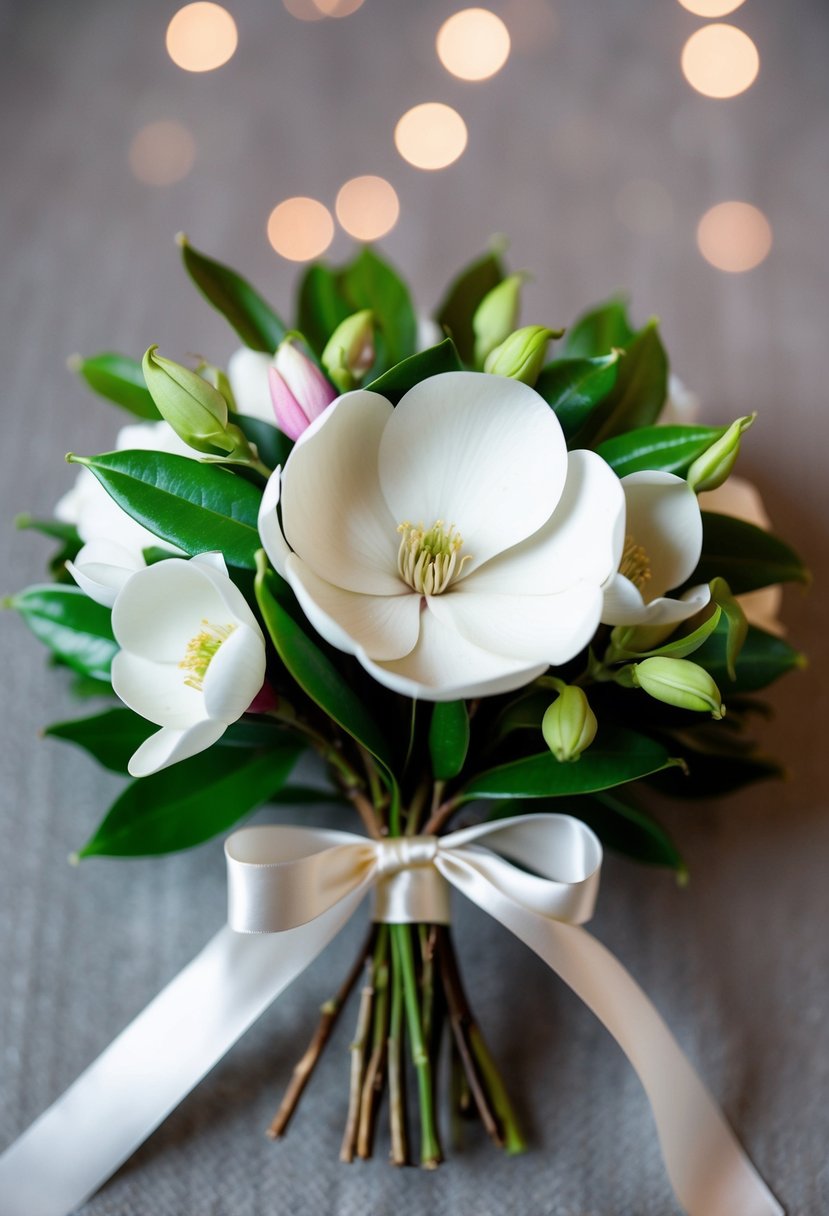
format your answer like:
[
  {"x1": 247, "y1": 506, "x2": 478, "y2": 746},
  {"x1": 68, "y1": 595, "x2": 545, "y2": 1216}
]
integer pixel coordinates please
[
  {"x1": 649, "y1": 745, "x2": 783, "y2": 799},
  {"x1": 691, "y1": 512, "x2": 809, "y2": 594},
  {"x1": 71, "y1": 451, "x2": 263, "y2": 568},
  {"x1": 534, "y1": 354, "x2": 620, "y2": 441},
  {"x1": 7, "y1": 585, "x2": 117, "y2": 681},
  {"x1": 596, "y1": 424, "x2": 723, "y2": 479},
  {"x1": 459, "y1": 727, "x2": 679, "y2": 802},
  {"x1": 429, "y1": 700, "x2": 470, "y2": 781},
  {"x1": 366, "y1": 339, "x2": 463, "y2": 403},
  {"x1": 179, "y1": 236, "x2": 286, "y2": 353},
  {"x1": 234, "y1": 414, "x2": 293, "y2": 471},
  {"x1": 296, "y1": 264, "x2": 353, "y2": 357},
  {"x1": 563, "y1": 298, "x2": 635, "y2": 358},
  {"x1": 709, "y1": 577, "x2": 748, "y2": 679},
  {"x1": 492, "y1": 689, "x2": 550, "y2": 740},
  {"x1": 435, "y1": 249, "x2": 505, "y2": 365},
  {"x1": 70, "y1": 352, "x2": 160, "y2": 420},
  {"x1": 339, "y1": 248, "x2": 417, "y2": 371},
  {"x1": 77, "y1": 743, "x2": 303, "y2": 857},
  {"x1": 692, "y1": 620, "x2": 805, "y2": 693},
  {"x1": 571, "y1": 321, "x2": 669, "y2": 447}
]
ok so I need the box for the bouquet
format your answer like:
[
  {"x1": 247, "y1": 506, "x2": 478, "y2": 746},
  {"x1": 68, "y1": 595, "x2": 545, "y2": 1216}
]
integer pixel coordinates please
[{"x1": 1, "y1": 239, "x2": 805, "y2": 1215}]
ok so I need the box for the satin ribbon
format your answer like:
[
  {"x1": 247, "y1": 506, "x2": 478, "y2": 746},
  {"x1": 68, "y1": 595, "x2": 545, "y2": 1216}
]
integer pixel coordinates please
[{"x1": 0, "y1": 813, "x2": 783, "y2": 1216}]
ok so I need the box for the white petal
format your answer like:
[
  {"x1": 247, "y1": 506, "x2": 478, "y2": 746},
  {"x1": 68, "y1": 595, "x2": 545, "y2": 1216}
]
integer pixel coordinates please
[
  {"x1": 428, "y1": 583, "x2": 603, "y2": 665},
  {"x1": 188, "y1": 553, "x2": 264, "y2": 638},
  {"x1": 226, "y1": 347, "x2": 276, "y2": 423},
  {"x1": 280, "y1": 390, "x2": 403, "y2": 594},
  {"x1": 128, "y1": 720, "x2": 228, "y2": 777},
  {"x1": 602, "y1": 576, "x2": 710, "y2": 627},
  {"x1": 360, "y1": 606, "x2": 546, "y2": 702},
  {"x1": 111, "y1": 651, "x2": 203, "y2": 727},
  {"x1": 379, "y1": 372, "x2": 568, "y2": 571},
  {"x1": 467, "y1": 450, "x2": 625, "y2": 594},
  {"x1": 66, "y1": 540, "x2": 146, "y2": 608},
  {"x1": 202, "y1": 623, "x2": 267, "y2": 721},
  {"x1": 112, "y1": 559, "x2": 233, "y2": 661},
  {"x1": 258, "y1": 468, "x2": 292, "y2": 577},
  {"x1": 622, "y1": 471, "x2": 703, "y2": 595},
  {"x1": 285, "y1": 556, "x2": 421, "y2": 662}
]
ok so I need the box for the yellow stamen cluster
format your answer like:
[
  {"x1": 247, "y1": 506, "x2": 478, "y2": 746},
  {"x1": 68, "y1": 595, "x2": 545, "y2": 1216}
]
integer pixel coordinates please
[
  {"x1": 397, "y1": 520, "x2": 469, "y2": 596},
  {"x1": 179, "y1": 619, "x2": 237, "y2": 691},
  {"x1": 620, "y1": 535, "x2": 652, "y2": 591}
]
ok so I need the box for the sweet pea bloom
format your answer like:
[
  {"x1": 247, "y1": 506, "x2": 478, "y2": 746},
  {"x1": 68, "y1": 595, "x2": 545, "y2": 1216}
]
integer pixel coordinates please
[
  {"x1": 259, "y1": 371, "x2": 624, "y2": 701},
  {"x1": 111, "y1": 553, "x2": 267, "y2": 776},
  {"x1": 601, "y1": 471, "x2": 710, "y2": 628}
]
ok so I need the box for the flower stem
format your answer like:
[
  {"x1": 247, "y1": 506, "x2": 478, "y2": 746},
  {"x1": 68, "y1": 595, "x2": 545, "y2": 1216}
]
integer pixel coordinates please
[
  {"x1": 391, "y1": 923, "x2": 442, "y2": 1168},
  {"x1": 388, "y1": 926, "x2": 409, "y2": 1166},
  {"x1": 340, "y1": 952, "x2": 377, "y2": 1162},
  {"x1": 357, "y1": 927, "x2": 390, "y2": 1159}
]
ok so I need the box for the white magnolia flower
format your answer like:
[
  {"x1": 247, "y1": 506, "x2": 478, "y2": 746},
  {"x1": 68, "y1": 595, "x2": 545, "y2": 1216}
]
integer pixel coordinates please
[
  {"x1": 226, "y1": 348, "x2": 276, "y2": 423},
  {"x1": 111, "y1": 553, "x2": 267, "y2": 776},
  {"x1": 66, "y1": 539, "x2": 146, "y2": 608},
  {"x1": 601, "y1": 471, "x2": 710, "y2": 627},
  {"x1": 259, "y1": 371, "x2": 624, "y2": 701},
  {"x1": 701, "y1": 476, "x2": 785, "y2": 635}
]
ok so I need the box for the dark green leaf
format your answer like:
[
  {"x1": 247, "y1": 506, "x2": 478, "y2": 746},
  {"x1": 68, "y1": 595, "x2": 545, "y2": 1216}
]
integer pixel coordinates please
[
  {"x1": 71, "y1": 451, "x2": 263, "y2": 568},
  {"x1": 571, "y1": 321, "x2": 669, "y2": 447},
  {"x1": 460, "y1": 727, "x2": 679, "y2": 802},
  {"x1": 234, "y1": 414, "x2": 293, "y2": 470},
  {"x1": 648, "y1": 745, "x2": 783, "y2": 799},
  {"x1": 296, "y1": 264, "x2": 353, "y2": 357},
  {"x1": 691, "y1": 512, "x2": 809, "y2": 594},
  {"x1": 179, "y1": 236, "x2": 286, "y2": 352},
  {"x1": 77, "y1": 744, "x2": 302, "y2": 857},
  {"x1": 709, "y1": 577, "x2": 748, "y2": 679},
  {"x1": 596, "y1": 424, "x2": 724, "y2": 479},
  {"x1": 693, "y1": 620, "x2": 805, "y2": 693},
  {"x1": 70, "y1": 353, "x2": 160, "y2": 420},
  {"x1": 563, "y1": 298, "x2": 634, "y2": 359},
  {"x1": 429, "y1": 701, "x2": 470, "y2": 781},
  {"x1": 339, "y1": 248, "x2": 417, "y2": 370},
  {"x1": 435, "y1": 249, "x2": 505, "y2": 365},
  {"x1": 7, "y1": 585, "x2": 117, "y2": 681},
  {"x1": 534, "y1": 355, "x2": 620, "y2": 441},
  {"x1": 492, "y1": 690, "x2": 551, "y2": 740},
  {"x1": 365, "y1": 339, "x2": 463, "y2": 403}
]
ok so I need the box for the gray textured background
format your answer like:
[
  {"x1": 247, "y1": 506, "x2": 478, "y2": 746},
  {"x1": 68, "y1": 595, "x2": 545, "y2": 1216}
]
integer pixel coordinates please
[{"x1": 1, "y1": 0, "x2": 827, "y2": 1212}]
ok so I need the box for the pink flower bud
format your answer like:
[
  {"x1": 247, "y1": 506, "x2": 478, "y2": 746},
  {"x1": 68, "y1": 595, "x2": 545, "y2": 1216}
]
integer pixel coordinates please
[{"x1": 268, "y1": 340, "x2": 337, "y2": 440}]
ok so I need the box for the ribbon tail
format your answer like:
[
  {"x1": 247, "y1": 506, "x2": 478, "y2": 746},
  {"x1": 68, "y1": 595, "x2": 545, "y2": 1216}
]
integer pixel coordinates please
[{"x1": 0, "y1": 890, "x2": 366, "y2": 1216}]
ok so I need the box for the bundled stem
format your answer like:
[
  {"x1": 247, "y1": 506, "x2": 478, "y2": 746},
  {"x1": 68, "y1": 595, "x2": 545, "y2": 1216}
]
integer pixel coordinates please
[{"x1": 391, "y1": 923, "x2": 443, "y2": 1168}]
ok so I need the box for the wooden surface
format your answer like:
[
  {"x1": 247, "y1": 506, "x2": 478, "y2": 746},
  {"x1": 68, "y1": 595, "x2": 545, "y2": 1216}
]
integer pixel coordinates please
[{"x1": 1, "y1": 1, "x2": 827, "y2": 1212}]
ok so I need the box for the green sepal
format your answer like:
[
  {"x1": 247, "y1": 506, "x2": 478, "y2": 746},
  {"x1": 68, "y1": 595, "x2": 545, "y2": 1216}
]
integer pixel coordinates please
[
  {"x1": 69, "y1": 353, "x2": 160, "y2": 420},
  {"x1": 691, "y1": 512, "x2": 809, "y2": 594},
  {"x1": 365, "y1": 339, "x2": 462, "y2": 403},
  {"x1": 596, "y1": 424, "x2": 724, "y2": 479},
  {"x1": 435, "y1": 247, "x2": 505, "y2": 365},
  {"x1": 178, "y1": 234, "x2": 286, "y2": 352},
  {"x1": 429, "y1": 700, "x2": 470, "y2": 781},
  {"x1": 606, "y1": 604, "x2": 723, "y2": 664},
  {"x1": 534, "y1": 354, "x2": 620, "y2": 441},
  {"x1": 709, "y1": 577, "x2": 748, "y2": 679},
  {"x1": 6, "y1": 585, "x2": 117, "y2": 681}
]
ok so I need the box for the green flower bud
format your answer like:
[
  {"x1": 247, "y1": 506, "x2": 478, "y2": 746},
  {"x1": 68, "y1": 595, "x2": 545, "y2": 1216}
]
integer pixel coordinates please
[
  {"x1": 142, "y1": 347, "x2": 251, "y2": 461},
  {"x1": 484, "y1": 325, "x2": 557, "y2": 387},
  {"x1": 321, "y1": 310, "x2": 375, "y2": 393},
  {"x1": 633, "y1": 657, "x2": 725, "y2": 719},
  {"x1": 542, "y1": 685, "x2": 598, "y2": 762},
  {"x1": 686, "y1": 414, "x2": 755, "y2": 493},
  {"x1": 195, "y1": 360, "x2": 237, "y2": 411},
  {"x1": 472, "y1": 273, "x2": 525, "y2": 368}
]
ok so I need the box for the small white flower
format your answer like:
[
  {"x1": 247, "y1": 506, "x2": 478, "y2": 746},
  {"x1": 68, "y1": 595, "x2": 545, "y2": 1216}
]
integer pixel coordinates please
[
  {"x1": 259, "y1": 371, "x2": 624, "y2": 701},
  {"x1": 701, "y1": 476, "x2": 784, "y2": 635},
  {"x1": 111, "y1": 553, "x2": 267, "y2": 776},
  {"x1": 226, "y1": 348, "x2": 277, "y2": 424},
  {"x1": 601, "y1": 471, "x2": 710, "y2": 627},
  {"x1": 66, "y1": 539, "x2": 147, "y2": 608}
]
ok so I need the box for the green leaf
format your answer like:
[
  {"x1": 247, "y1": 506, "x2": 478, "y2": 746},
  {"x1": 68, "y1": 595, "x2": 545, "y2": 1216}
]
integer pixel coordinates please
[
  {"x1": 429, "y1": 701, "x2": 470, "y2": 781},
  {"x1": 534, "y1": 355, "x2": 620, "y2": 441},
  {"x1": 692, "y1": 620, "x2": 806, "y2": 693},
  {"x1": 179, "y1": 235, "x2": 286, "y2": 353},
  {"x1": 435, "y1": 249, "x2": 505, "y2": 365},
  {"x1": 648, "y1": 745, "x2": 783, "y2": 799},
  {"x1": 339, "y1": 248, "x2": 417, "y2": 371},
  {"x1": 234, "y1": 413, "x2": 293, "y2": 470},
  {"x1": 70, "y1": 352, "x2": 160, "y2": 420},
  {"x1": 16, "y1": 514, "x2": 83, "y2": 578},
  {"x1": 596, "y1": 425, "x2": 724, "y2": 479},
  {"x1": 709, "y1": 577, "x2": 748, "y2": 679},
  {"x1": 7, "y1": 585, "x2": 117, "y2": 681},
  {"x1": 571, "y1": 321, "x2": 669, "y2": 447},
  {"x1": 297, "y1": 264, "x2": 353, "y2": 357},
  {"x1": 563, "y1": 298, "x2": 635, "y2": 358},
  {"x1": 70, "y1": 451, "x2": 263, "y2": 569},
  {"x1": 691, "y1": 512, "x2": 809, "y2": 594},
  {"x1": 365, "y1": 339, "x2": 463, "y2": 403},
  {"x1": 460, "y1": 727, "x2": 679, "y2": 802},
  {"x1": 77, "y1": 744, "x2": 302, "y2": 857},
  {"x1": 254, "y1": 555, "x2": 394, "y2": 773},
  {"x1": 492, "y1": 689, "x2": 551, "y2": 740}
]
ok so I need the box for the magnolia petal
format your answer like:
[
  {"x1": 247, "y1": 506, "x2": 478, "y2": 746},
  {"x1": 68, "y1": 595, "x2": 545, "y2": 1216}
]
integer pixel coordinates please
[
  {"x1": 258, "y1": 469, "x2": 292, "y2": 578},
  {"x1": 112, "y1": 559, "x2": 235, "y2": 661},
  {"x1": 269, "y1": 367, "x2": 308, "y2": 441},
  {"x1": 188, "y1": 553, "x2": 264, "y2": 638},
  {"x1": 285, "y1": 555, "x2": 421, "y2": 662},
  {"x1": 128, "y1": 719, "x2": 228, "y2": 778},
  {"x1": 227, "y1": 347, "x2": 276, "y2": 423},
  {"x1": 274, "y1": 343, "x2": 337, "y2": 423},
  {"x1": 467, "y1": 450, "x2": 625, "y2": 595},
  {"x1": 280, "y1": 390, "x2": 403, "y2": 595},
  {"x1": 622, "y1": 471, "x2": 703, "y2": 596},
  {"x1": 361, "y1": 606, "x2": 547, "y2": 702},
  {"x1": 66, "y1": 540, "x2": 146, "y2": 608},
  {"x1": 379, "y1": 372, "x2": 568, "y2": 571},
  {"x1": 601, "y1": 574, "x2": 710, "y2": 627},
  {"x1": 428, "y1": 582, "x2": 603, "y2": 666},
  {"x1": 202, "y1": 623, "x2": 267, "y2": 722},
  {"x1": 111, "y1": 651, "x2": 203, "y2": 728}
]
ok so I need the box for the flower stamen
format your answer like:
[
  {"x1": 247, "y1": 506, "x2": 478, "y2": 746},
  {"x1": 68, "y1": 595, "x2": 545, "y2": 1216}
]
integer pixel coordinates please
[
  {"x1": 397, "y1": 520, "x2": 470, "y2": 595},
  {"x1": 179, "y1": 619, "x2": 237, "y2": 690},
  {"x1": 620, "y1": 535, "x2": 652, "y2": 591}
]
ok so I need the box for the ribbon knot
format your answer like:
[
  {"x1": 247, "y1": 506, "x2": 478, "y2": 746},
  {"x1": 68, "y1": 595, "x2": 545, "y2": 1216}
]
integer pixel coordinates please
[{"x1": 374, "y1": 834, "x2": 438, "y2": 875}]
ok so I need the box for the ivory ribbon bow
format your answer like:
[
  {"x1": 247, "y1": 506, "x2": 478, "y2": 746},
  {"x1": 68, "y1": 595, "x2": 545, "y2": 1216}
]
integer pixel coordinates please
[{"x1": 0, "y1": 813, "x2": 783, "y2": 1216}]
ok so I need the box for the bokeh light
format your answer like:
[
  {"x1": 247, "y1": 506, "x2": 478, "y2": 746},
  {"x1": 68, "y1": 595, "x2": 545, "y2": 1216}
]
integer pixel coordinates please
[
  {"x1": 614, "y1": 179, "x2": 674, "y2": 236},
  {"x1": 436, "y1": 9, "x2": 511, "y2": 82},
  {"x1": 282, "y1": 0, "x2": 325, "y2": 19},
  {"x1": 165, "y1": 3, "x2": 238, "y2": 72},
  {"x1": 128, "y1": 121, "x2": 196, "y2": 186},
  {"x1": 681, "y1": 24, "x2": 759, "y2": 98},
  {"x1": 394, "y1": 103, "x2": 468, "y2": 171},
  {"x1": 500, "y1": 0, "x2": 556, "y2": 56},
  {"x1": 313, "y1": 0, "x2": 366, "y2": 15},
  {"x1": 335, "y1": 176, "x2": 400, "y2": 241},
  {"x1": 678, "y1": 0, "x2": 746, "y2": 15},
  {"x1": 697, "y1": 201, "x2": 772, "y2": 272},
  {"x1": 267, "y1": 197, "x2": 335, "y2": 261}
]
